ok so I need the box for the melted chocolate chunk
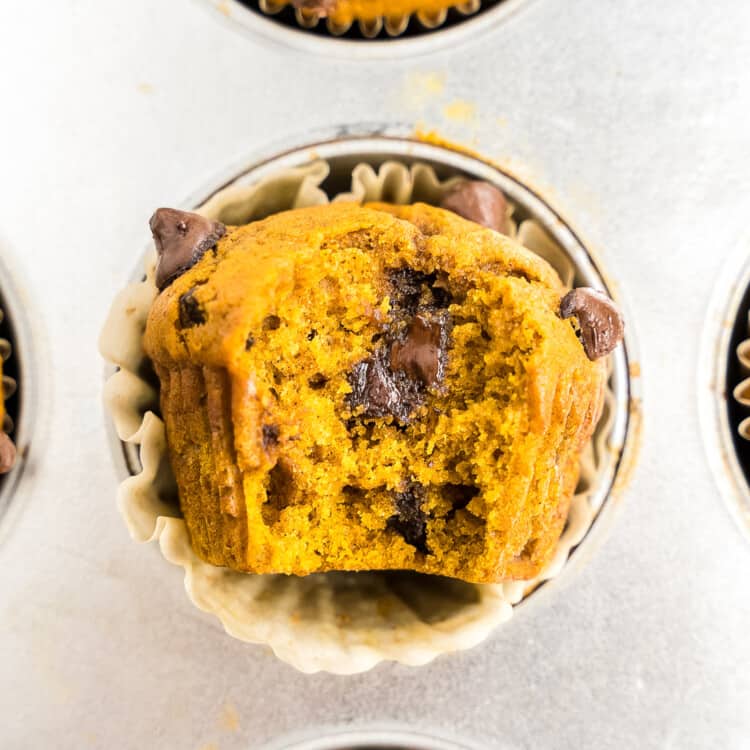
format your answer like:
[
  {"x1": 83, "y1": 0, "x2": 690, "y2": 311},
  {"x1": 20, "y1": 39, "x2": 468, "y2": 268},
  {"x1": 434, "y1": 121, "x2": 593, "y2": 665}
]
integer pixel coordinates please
[
  {"x1": 0, "y1": 432, "x2": 16, "y2": 474},
  {"x1": 348, "y1": 352, "x2": 420, "y2": 424},
  {"x1": 440, "y1": 180, "x2": 509, "y2": 234},
  {"x1": 388, "y1": 269, "x2": 452, "y2": 317},
  {"x1": 292, "y1": 0, "x2": 337, "y2": 16},
  {"x1": 560, "y1": 287, "x2": 624, "y2": 360},
  {"x1": 390, "y1": 313, "x2": 448, "y2": 388},
  {"x1": 262, "y1": 424, "x2": 280, "y2": 450},
  {"x1": 178, "y1": 287, "x2": 206, "y2": 328},
  {"x1": 346, "y1": 270, "x2": 452, "y2": 424},
  {"x1": 245, "y1": 334, "x2": 255, "y2": 350},
  {"x1": 150, "y1": 208, "x2": 226, "y2": 290},
  {"x1": 263, "y1": 315, "x2": 281, "y2": 331},
  {"x1": 388, "y1": 483, "x2": 429, "y2": 554}
]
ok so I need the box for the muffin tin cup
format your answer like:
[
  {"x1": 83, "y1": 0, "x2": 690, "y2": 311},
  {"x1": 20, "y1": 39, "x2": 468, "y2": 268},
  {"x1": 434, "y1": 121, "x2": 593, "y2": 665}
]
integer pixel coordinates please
[
  {"x1": 197, "y1": 0, "x2": 536, "y2": 57},
  {"x1": 698, "y1": 237, "x2": 750, "y2": 541},
  {"x1": 260, "y1": 727, "x2": 484, "y2": 750},
  {"x1": 0, "y1": 250, "x2": 41, "y2": 536},
  {"x1": 101, "y1": 125, "x2": 639, "y2": 674}
]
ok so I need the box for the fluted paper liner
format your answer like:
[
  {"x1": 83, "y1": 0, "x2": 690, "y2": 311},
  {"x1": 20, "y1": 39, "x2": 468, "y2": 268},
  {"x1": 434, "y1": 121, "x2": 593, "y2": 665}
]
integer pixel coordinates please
[
  {"x1": 734, "y1": 312, "x2": 750, "y2": 440},
  {"x1": 100, "y1": 160, "x2": 617, "y2": 673},
  {"x1": 0, "y1": 307, "x2": 15, "y2": 434},
  {"x1": 256, "y1": 0, "x2": 481, "y2": 38}
]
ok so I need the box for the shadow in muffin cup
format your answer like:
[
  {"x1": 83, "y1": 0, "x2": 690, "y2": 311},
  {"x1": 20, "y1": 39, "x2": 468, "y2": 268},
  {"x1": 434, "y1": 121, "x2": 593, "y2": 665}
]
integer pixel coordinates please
[{"x1": 101, "y1": 127, "x2": 639, "y2": 673}]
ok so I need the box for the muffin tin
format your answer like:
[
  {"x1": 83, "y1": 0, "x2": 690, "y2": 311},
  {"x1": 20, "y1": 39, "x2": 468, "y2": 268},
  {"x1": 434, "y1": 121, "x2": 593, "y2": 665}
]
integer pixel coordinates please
[
  {"x1": 102, "y1": 127, "x2": 638, "y2": 673},
  {"x1": 9, "y1": 1, "x2": 750, "y2": 746},
  {"x1": 200, "y1": 0, "x2": 533, "y2": 55}
]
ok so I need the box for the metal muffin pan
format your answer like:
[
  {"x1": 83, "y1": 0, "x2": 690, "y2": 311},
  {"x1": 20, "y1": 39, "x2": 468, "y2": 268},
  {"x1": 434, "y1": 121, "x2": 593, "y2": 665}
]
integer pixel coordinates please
[
  {"x1": 7, "y1": 2, "x2": 750, "y2": 747},
  {"x1": 699, "y1": 240, "x2": 750, "y2": 542},
  {"x1": 197, "y1": 0, "x2": 535, "y2": 57},
  {"x1": 108, "y1": 126, "x2": 638, "y2": 622}
]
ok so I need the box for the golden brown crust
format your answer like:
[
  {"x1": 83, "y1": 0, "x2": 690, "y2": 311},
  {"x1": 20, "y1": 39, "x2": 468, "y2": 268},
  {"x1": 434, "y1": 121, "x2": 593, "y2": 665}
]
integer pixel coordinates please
[{"x1": 144, "y1": 202, "x2": 607, "y2": 583}]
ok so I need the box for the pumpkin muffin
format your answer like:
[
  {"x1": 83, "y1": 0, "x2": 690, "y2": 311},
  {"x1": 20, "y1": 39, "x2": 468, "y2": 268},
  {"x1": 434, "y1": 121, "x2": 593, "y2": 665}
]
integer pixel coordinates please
[
  {"x1": 290, "y1": 0, "x2": 463, "y2": 26},
  {"x1": 143, "y1": 201, "x2": 623, "y2": 584}
]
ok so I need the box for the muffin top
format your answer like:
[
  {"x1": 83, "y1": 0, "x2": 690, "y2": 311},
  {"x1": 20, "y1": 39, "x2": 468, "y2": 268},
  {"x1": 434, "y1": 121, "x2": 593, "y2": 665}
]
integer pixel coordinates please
[{"x1": 145, "y1": 201, "x2": 565, "y2": 370}]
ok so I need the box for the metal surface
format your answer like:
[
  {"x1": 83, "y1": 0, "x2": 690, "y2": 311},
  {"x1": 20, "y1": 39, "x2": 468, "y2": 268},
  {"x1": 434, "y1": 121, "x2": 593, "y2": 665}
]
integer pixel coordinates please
[
  {"x1": 1, "y1": 0, "x2": 750, "y2": 749},
  {"x1": 110, "y1": 129, "x2": 636, "y2": 627},
  {"x1": 196, "y1": 0, "x2": 535, "y2": 58}
]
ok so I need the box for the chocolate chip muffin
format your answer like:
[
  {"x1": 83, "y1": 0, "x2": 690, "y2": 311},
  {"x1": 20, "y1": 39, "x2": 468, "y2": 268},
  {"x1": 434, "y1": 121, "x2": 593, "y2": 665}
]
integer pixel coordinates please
[
  {"x1": 143, "y1": 200, "x2": 623, "y2": 584},
  {"x1": 291, "y1": 0, "x2": 462, "y2": 23}
]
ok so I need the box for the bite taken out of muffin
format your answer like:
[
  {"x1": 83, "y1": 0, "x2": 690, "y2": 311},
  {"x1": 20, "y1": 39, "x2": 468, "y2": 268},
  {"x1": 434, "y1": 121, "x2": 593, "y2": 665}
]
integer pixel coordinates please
[{"x1": 142, "y1": 187, "x2": 623, "y2": 585}]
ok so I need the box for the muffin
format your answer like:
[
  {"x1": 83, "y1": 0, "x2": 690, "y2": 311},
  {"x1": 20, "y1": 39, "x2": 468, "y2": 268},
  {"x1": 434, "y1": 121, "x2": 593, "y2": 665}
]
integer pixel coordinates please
[
  {"x1": 142, "y1": 199, "x2": 622, "y2": 584},
  {"x1": 102, "y1": 157, "x2": 628, "y2": 672},
  {"x1": 258, "y1": 0, "x2": 481, "y2": 37},
  {"x1": 290, "y1": 0, "x2": 467, "y2": 24}
]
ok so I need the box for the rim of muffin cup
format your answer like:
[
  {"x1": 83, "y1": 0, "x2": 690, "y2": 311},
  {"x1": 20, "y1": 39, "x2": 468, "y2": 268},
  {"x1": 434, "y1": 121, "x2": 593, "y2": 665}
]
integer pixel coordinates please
[
  {"x1": 105, "y1": 125, "x2": 639, "y2": 615},
  {"x1": 699, "y1": 239, "x2": 750, "y2": 543},
  {"x1": 0, "y1": 251, "x2": 39, "y2": 530},
  {"x1": 197, "y1": 0, "x2": 536, "y2": 57},
  {"x1": 260, "y1": 727, "x2": 483, "y2": 750}
]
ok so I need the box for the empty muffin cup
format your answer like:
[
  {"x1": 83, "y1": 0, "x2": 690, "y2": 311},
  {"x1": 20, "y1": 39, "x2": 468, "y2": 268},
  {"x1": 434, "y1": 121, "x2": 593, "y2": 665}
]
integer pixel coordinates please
[
  {"x1": 700, "y1": 246, "x2": 750, "y2": 542},
  {"x1": 100, "y1": 130, "x2": 637, "y2": 674},
  {"x1": 0, "y1": 254, "x2": 37, "y2": 527}
]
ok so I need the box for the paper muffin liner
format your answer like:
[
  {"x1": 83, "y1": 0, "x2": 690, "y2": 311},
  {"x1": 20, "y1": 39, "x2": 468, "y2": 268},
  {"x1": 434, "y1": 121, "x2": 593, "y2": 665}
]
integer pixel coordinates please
[
  {"x1": 256, "y1": 0, "x2": 481, "y2": 38},
  {"x1": 0, "y1": 307, "x2": 16, "y2": 435},
  {"x1": 100, "y1": 159, "x2": 617, "y2": 674},
  {"x1": 733, "y1": 312, "x2": 750, "y2": 440}
]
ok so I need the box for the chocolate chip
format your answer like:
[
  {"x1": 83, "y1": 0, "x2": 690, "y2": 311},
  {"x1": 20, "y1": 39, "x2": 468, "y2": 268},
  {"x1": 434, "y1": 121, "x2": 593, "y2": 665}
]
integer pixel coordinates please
[
  {"x1": 388, "y1": 269, "x2": 448, "y2": 317},
  {"x1": 308, "y1": 373, "x2": 328, "y2": 390},
  {"x1": 292, "y1": 0, "x2": 337, "y2": 16},
  {"x1": 262, "y1": 424, "x2": 280, "y2": 450},
  {"x1": 387, "y1": 483, "x2": 429, "y2": 554},
  {"x1": 150, "y1": 208, "x2": 226, "y2": 290},
  {"x1": 440, "y1": 180, "x2": 509, "y2": 234},
  {"x1": 263, "y1": 315, "x2": 281, "y2": 331},
  {"x1": 390, "y1": 313, "x2": 448, "y2": 388},
  {"x1": 177, "y1": 287, "x2": 206, "y2": 328},
  {"x1": 245, "y1": 334, "x2": 255, "y2": 350},
  {"x1": 0, "y1": 432, "x2": 15, "y2": 474},
  {"x1": 559, "y1": 287, "x2": 625, "y2": 360},
  {"x1": 346, "y1": 271, "x2": 452, "y2": 423},
  {"x1": 348, "y1": 353, "x2": 417, "y2": 424},
  {"x1": 306, "y1": 329, "x2": 317, "y2": 341}
]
